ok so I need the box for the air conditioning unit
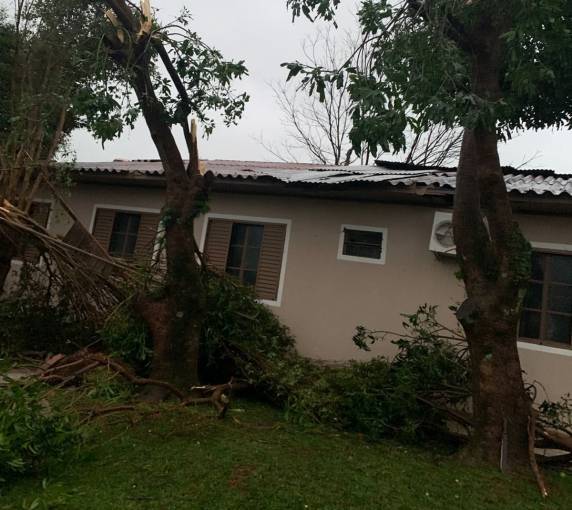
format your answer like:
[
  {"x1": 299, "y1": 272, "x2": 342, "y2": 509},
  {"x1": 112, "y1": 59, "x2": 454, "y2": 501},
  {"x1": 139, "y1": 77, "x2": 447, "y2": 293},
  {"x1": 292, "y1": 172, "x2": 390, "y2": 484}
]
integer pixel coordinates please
[{"x1": 429, "y1": 211, "x2": 456, "y2": 256}]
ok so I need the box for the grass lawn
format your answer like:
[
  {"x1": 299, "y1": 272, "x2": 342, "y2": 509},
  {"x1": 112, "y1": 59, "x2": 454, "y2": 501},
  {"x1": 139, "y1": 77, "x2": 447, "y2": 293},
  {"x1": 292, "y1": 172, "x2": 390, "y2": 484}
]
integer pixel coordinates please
[{"x1": 1, "y1": 400, "x2": 571, "y2": 510}]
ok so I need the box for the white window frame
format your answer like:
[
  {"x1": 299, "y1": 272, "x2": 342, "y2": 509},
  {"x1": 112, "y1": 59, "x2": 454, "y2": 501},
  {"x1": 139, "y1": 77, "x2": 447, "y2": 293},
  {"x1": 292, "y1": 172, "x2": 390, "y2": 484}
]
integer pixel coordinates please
[
  {"x1": 89, "y1": 204, "x2": 163, "y2": 261},
  {"x1": 199, "y1": 213, "x2": 292, "y2": 308},
  {"x1": 337, "y1": 224, "x2": 388, "y2": 265},
  {"x1": 517, "y1": 241, "x2": 572, "y2": 357}
]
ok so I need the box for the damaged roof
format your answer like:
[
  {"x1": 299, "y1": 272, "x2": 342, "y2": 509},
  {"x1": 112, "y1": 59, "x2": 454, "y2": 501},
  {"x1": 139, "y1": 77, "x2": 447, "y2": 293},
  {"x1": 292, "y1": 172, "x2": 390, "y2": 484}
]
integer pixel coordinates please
[{"x1": 74, "y1": 159, "x2": 572, "y2": 198}]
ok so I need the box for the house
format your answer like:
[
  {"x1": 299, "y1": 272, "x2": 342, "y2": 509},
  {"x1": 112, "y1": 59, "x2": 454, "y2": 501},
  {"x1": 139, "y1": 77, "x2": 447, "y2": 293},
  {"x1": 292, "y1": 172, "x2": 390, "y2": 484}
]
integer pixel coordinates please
[{"x1": 16, "y1": 159, "x2": 572, "y2": 400}]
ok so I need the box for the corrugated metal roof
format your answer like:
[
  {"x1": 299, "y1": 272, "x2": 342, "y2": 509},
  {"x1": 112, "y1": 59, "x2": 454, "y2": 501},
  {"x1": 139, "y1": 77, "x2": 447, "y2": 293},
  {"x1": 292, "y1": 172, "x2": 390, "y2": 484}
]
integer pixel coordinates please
[{"x1": 74, "y1": 159, "x2": 572, "y2": 198}]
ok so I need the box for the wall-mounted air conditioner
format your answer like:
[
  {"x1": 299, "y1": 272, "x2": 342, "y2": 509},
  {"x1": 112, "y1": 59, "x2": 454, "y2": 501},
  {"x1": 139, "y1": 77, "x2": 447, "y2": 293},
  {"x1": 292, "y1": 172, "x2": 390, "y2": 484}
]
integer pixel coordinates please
[{"x1": 429, "y1": 211, "x2": 456, "y2": 256}]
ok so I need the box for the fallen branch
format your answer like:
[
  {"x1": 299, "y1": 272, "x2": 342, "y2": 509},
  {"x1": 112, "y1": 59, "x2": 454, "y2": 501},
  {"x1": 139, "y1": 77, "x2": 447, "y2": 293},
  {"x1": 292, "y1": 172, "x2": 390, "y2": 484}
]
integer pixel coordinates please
[
  {"x1": 39, "y1": 351, "x2": 249, "y2": 418},
  {"x1": 529, "y1": 412, "x2": 549, "y2": 498},
  {"x1": 87, "y1": 405, "x2": 137, "y2": 420},
  {"x1": 537, "y1": 427, "x2": 572, "y2": 453}
]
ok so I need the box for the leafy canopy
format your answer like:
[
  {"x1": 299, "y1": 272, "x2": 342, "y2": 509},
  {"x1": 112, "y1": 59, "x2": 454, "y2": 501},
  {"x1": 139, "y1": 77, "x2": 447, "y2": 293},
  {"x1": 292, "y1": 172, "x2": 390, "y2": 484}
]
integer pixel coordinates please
[
  {"x1": 79, "y1": 5, "x2": 249, "y2": 143},
  {"x1": 284, "y1": 0, "x2": 572, "y2": 156},
  {"x1": 0, "y1": 1, "x2": 249, "y2": 148}
]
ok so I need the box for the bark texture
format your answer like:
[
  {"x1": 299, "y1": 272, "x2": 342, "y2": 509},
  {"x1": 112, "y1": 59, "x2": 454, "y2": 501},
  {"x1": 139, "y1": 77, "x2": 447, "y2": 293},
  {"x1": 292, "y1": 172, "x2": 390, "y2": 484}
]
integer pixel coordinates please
[
  {"x1": 131, "y1": 52, "x2": 207, "y2": 391},
  {"x1": 103, "y1": 4, "x2": 208, "y2": 393},
  {"x1": 453, "y1": 13, "x2": 532, "y2": 471}
]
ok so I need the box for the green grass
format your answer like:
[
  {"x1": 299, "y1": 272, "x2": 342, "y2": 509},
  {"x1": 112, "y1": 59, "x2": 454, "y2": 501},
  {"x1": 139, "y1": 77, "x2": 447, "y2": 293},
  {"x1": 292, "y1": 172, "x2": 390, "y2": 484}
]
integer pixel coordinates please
[{"x1": 1, "y1": 400, "x2": 571, "y2": 510}]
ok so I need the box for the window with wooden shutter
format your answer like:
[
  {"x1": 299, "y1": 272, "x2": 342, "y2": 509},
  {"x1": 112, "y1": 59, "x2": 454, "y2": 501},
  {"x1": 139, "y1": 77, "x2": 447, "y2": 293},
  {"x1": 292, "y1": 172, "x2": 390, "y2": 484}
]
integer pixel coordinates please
[
  {"x1": 91, "y1": 208, "x2": 160, "y2": 263},
  {"x1": 19, "y1": 201, "x2": 51, "y2": 263},
  {"x1": 203, "y1": 217, "x2": 288, "y2": 303}
]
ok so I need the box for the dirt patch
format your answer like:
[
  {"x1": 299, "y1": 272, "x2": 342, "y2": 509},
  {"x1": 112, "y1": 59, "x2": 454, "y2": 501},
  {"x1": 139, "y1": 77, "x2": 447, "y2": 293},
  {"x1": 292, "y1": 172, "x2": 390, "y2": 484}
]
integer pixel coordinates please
[{"x1": 228, "y1": 464, "x2": 256, "y2": 491}]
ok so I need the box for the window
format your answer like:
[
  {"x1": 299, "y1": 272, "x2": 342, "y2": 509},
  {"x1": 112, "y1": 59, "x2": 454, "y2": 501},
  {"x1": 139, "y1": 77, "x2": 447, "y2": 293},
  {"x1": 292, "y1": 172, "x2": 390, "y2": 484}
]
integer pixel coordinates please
[
  {"x1": 520, "y1": 252, "x2": 572, "y2": 347},
  {"x1": 202, "y1": 215, "x2": 289, "y2": 304},
  {"x1": 91, "y1": 208, "x2": 160, "y2": 262},
  {"x1": 337, "y1": 225, "x2": 387, "y2": 264},
  {"x1": 225, "y1": 223, "x2": 264, "y2": 286},
  {"x1": 18, "y1": 201, "x2": 52, "y2": 263},
  {"x1": 108, "y1": 212, "x2": 141, "y2": 258}
]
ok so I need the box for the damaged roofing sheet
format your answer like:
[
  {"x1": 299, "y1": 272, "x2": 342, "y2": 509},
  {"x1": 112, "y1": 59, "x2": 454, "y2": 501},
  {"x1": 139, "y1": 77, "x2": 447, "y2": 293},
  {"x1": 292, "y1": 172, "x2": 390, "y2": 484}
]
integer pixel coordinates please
[{"x1": 75, "y1": 160, "x2": 572, "y2": 197}]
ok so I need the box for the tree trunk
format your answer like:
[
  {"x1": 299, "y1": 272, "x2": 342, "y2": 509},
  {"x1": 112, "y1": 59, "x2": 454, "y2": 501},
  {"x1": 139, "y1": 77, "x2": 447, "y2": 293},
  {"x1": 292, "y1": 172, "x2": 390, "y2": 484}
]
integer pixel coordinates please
[
  {"x1": 0, "y1": 235, "x2": 15, "y2": 292},
  {"x1": 130, "y1": 55, "x2": 207, "y2": 395},
  {"x1": 453, "y1": 20, "x2": 533, "y2": 472}
]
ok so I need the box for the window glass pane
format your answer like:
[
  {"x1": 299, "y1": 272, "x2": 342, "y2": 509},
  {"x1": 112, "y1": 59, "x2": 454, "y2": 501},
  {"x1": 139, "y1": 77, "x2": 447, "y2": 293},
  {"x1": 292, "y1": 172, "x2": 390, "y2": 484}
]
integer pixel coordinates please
[
  {"x1": 548, "y1": 285, "x2": 572, "y2": 314},
  {"x1": 344, "y1": 243, "x2": 382, "y2": 259},
  {"x1": 343, "y1": 229, "x2": 383, "y2": 260},
  {"x1": 226, "y1": 267, "x2": 240, "y2": 278},
  {"x1": 126, "y1": 215, "x2": 141, "y2": 235},
  {"x1": 108, "y1": 233, "x2": 125, "y2": 256},
  {"x1": 108, "y1": 213, "x2": 141, "y2": 258},
  {"x1": 519, "y1": 311, "x2": 541, "y2": 339},
  {"x1": 112, "y1": 213, "x2": 131, "y2": 233},
  {"x1": 225, "y1": 223, "x2": 264, "y2": 287},
  {"x1": 243, "y1": 270, "x2": 257, "y2": 286},
  {"x1": 550, "y1": 255, "x2": 572, "y2": 285},
  {"x1": 345, "y1": 229, "x2": 383, "y2": 246},
  {"x1": 531, "y1": 253, "x2": 545, "y2": 281},
  {"x1": 546, "y1": 314, "x2": 572, "y2": 344},
  {"x1": 523, "y1": 282, "x2": 543, "y2": 310},
  {"x1": 244, "y1": 246, "x2": 261, "y2": 270},
  {"x1": 247, "y1": 225, "x2": 264, "y2": 247},
  {"x1": 124, "y1": 235, "x2": 138, "y2": 258},
  {"x1": 230, "y1": 224, "x2": 248, "y2": 245},
  {"x1": 227, "y1": 246, "x2": 243, "y2": 268}
]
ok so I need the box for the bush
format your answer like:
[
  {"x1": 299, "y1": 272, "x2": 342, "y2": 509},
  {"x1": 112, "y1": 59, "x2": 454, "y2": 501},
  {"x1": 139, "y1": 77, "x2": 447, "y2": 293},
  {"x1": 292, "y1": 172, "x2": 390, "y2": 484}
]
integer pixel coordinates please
[
  {"x1": 99, "y1": 304, "x2": 152, "y2": 373},
  {"x1": 200, "y1": 271, "x2": 296, "y2": 383},
  {"x1": 0, "y1": 293, "x2": 95, "y2": 355},
  {"x1": 201, "y1": 275, "x2": 470, "y2": 441},
  {"x1": 3, "y1": 267, "x2": 469, "y2": 444},
  {"x1": 0, "y1": 380, "x2": 84, "y2": 485}
]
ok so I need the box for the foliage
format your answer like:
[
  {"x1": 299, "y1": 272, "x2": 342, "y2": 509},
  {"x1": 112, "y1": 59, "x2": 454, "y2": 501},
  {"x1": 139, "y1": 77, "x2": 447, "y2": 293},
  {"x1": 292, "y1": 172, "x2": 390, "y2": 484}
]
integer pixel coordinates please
[
  {"x1": 200, "y1": 271, "x2": 296, "y2": 382},
  {"x1": 80, "y1": 5, "x2": 249, "y2": 143},
  {"x1": 282, "y1": 305, "x2": 471, "y2": 440},
  {"x1": 202, "y1": 279, "x2": 470, "y2": 441},
  {"x1": 284, "y1": 0, "x2": 572, "y2": 156},
  {"x1": 1, "y1": 0, "x2": 104, "y2": 149},
  {"x1": 99, "y1": 304, "x2": 152, "y2": 373},
  {"x1": 0, "y1": 291, "x2": 95, "y2": 355},
  {"x1": 0, "y1": 380, "x2": 83, "y2": 485},
  {"x1": 0, "y1": 16, "x2": 15, "y2": 135},
  {"x1": 539, "y1": 394, "x2": 572, "y2": 433}
]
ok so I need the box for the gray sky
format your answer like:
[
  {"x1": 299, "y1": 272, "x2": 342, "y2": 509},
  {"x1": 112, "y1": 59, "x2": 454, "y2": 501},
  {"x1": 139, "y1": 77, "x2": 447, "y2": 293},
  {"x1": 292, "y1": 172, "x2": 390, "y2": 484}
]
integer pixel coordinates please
[{"x1": 71, "y1": 0, "x2": 572, "y2": 173}]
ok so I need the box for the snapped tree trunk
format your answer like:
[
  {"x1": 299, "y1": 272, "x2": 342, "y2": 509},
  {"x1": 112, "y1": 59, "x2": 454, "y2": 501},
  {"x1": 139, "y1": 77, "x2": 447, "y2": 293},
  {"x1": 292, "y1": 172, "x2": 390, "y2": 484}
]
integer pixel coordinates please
[
  {"x1": 453, "y1": 22, "x2": 533, "y2": 471},
  {"x1": 130, "y1": 54, "x2": 207, "y2": 396}
]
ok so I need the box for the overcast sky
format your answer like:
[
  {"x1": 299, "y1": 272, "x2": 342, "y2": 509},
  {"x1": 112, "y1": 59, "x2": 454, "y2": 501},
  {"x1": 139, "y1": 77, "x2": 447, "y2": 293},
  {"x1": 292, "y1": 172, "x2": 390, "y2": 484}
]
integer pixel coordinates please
[{"x1": 71, "y1": 0, "x2": 572, "y2": 173}]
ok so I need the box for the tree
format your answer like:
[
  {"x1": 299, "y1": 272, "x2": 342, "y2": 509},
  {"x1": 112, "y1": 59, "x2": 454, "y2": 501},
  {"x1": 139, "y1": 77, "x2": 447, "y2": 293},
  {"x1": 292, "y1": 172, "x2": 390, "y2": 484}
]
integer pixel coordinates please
[
  {"x1": 262, "y1": 26, "x2": 461, "y2": 166},
  {"x1": 93, "y1": 1, "x2": 248, "y2": 394},
  {"x1": 0, "y1": 0, "x2": 105, "y2": 287},
  {"x1": 285, "y1": 0, "x2": 572, "y2": 473},
  {"x1": 261, "y1": 28, "x2": 363, "y2": 165}
]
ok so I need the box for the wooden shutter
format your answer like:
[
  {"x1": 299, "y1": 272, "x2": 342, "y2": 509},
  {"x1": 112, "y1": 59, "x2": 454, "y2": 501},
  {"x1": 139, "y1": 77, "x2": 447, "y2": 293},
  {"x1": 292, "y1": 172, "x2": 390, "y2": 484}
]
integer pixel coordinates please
[
  {"x1": 21, "y1": 202, "x2": 51, "y2": 263},
  {"x1": 203, "y1": 218, "x2": 233, "y2": 273},
  {"x1": 134, "y1": 213, "x2": 160, "y2": 262},
  {"x1": 63, "y1": 220, "x2": 113, "y2": 276},
  {"x1": 91, "y1": 208, "x2": 116, "y2": 254},
  {"x1": 255, "y1": 223, "x2": 287, "y2": 301}
]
